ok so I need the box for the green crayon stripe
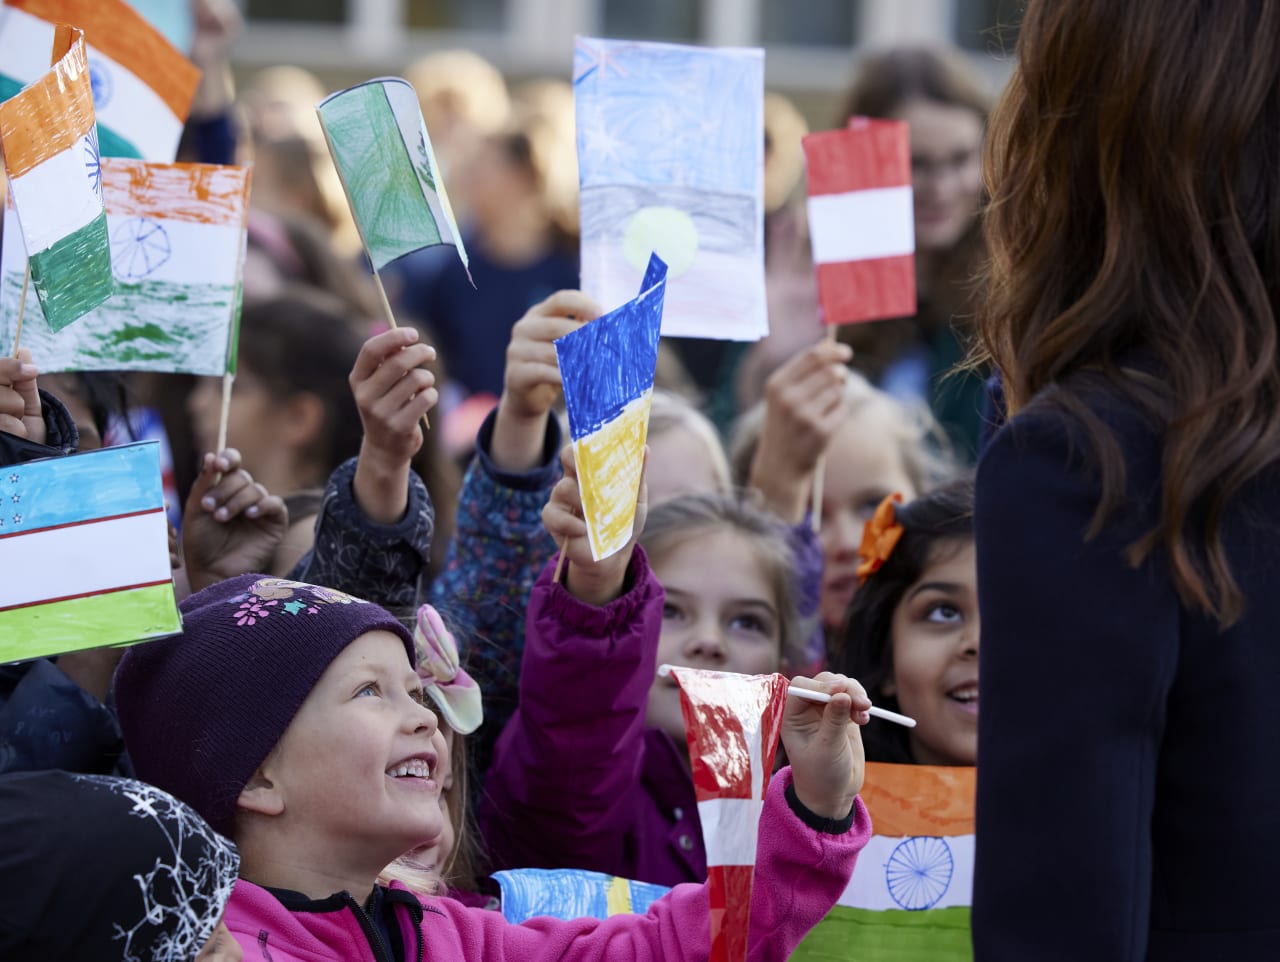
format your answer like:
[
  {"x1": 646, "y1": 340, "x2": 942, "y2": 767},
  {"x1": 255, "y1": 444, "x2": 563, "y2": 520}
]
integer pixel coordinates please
[
  {"x1": 0, "y1": 582, "x2": 181, "y2": 662},
  {"x1": 319, "y1": 83, "x2": 440, "y2": 270},
  {"x1": 96, "y1": 123, "x2": 144, "y2": 160},
  {"x1": 0, "y1": 73, "x2": 21, "y2": 104},
  {"x1": 29, "y1": 211, "x2": 114, "y2": 331},
  {"x1": 792, "y1": 905, "x2": 972, "y2": 962}
]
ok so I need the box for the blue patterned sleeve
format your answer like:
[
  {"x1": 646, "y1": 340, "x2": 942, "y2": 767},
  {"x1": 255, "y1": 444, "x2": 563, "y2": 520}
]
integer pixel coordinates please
[{"x1": 286, "y1": 456, "x2": 434, "y2": 612}]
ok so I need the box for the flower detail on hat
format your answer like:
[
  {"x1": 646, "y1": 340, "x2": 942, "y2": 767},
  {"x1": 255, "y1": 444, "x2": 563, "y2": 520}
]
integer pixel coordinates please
[
  {"x1": 234, "y1": 599, "x2": 277, "y2": 627},
  {"x1": 414, "y1": 604, "x2": 483, "y2": 735},
  {"x1": 856, "y1": 493, "x2": 905, "y2": 586}
]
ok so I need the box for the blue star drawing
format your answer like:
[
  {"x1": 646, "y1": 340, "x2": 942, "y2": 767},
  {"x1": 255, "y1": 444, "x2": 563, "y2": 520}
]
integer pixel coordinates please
[
  {"x1": 84, "y1": 128, "x2": 103, "y2": 202},
  {"x1": 10, "y1": 494, "x2": 18, "y2": 504},
  {"x1": 8, "y1": 473, "x2": 18, "y2": 484},
  {"x1": 12, "y1": 513, "x2": 21, "y2": 525},
  {"x1": 282, "y1": 600, "x2": 308, "y2": 615}
]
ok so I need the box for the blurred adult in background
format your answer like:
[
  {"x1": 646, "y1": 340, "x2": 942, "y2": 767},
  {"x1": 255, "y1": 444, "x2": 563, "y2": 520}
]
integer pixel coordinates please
[{"x1": 838, "y1": 46, "x2": 991, "y2": 459}]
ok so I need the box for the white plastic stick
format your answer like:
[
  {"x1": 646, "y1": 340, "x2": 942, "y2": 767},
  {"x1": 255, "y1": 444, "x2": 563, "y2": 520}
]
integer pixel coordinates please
[{"x1": 656, "y1": 664, "x2": 917, "y2": 728}]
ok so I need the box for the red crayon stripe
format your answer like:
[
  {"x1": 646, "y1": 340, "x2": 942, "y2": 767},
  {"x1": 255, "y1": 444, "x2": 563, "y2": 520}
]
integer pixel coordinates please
[
  {"x1": 803, "y1": 120, "x2": 911, "y2": 196},
  {"x1": 0, "y1": 578, "x2": 172, "y2": 613},
  {"x1": 817, "y1": 254, "x2": 917, "y2": 326}
]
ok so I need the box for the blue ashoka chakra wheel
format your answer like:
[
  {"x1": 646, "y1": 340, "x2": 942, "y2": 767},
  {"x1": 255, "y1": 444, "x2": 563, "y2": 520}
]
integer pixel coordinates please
[
  {"x1": 111, "y1": 218, "x2": 172, "y2": 280},
  {"x1": 89, "y1": 59, "x2": 113, "y2": 109},
  {"x1": 885, "y1": 836, "x2": 954, "y2": 910}
]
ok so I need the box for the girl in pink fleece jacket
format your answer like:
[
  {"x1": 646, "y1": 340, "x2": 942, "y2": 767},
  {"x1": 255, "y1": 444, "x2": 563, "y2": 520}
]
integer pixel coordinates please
[{"x1": 113, "y1": 458, "x2": 872, "y2": 962}]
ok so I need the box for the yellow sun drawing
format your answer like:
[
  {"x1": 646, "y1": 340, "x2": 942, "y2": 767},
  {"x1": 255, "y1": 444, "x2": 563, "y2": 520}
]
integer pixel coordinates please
[{"x1": 622, "y1": 206, "x2": 699, "y2": 278}]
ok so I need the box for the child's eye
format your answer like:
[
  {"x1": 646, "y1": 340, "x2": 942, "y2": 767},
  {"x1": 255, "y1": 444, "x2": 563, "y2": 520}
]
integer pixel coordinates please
[
  {"x1": 409, "y1": 688, "x2": 427, "y2": 706},
  {"x1": 661, "y1": 602, "x2": 684, "y2": 621},
  {"x1": 926, "y1": 603, "x2": 962, "y2": 624},
  {"x1": 729, "y1": 613, "x2": 769, "y2": 635},
  {"x1": 356, "y1": 682, "x2": 380, "y2": 698}
]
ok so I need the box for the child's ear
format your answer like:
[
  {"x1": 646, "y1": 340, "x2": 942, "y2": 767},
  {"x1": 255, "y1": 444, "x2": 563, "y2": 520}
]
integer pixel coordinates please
[
  {"x1": 237, "y1": 765, "x2": 286, "y2": 817},
  {"x1": 280, "y1": 391, "x2": 326, "y2": 447}
]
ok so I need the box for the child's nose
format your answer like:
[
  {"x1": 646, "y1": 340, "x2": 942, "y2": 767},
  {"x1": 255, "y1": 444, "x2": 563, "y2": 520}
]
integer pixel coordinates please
[{"x1": 683, "y1": 626, "x2": 729, "y2": 664}]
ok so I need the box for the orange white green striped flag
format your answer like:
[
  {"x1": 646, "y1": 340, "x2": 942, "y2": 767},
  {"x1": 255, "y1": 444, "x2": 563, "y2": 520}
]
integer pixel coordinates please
[
  {"x1": 0, "y1": 26, "x2": 113, "y2": 330},
  {"x1": 0, "y1": 0, "x2": 200, "y2": 162},
  {"x1": 1, "y1": 159, "x2": 251, "y2": 374},
  {"x1": 792, "y1": 762, "x2": 975, "y2": 962}
]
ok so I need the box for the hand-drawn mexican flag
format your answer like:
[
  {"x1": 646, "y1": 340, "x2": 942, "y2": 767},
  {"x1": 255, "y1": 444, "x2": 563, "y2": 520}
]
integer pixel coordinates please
[
  {"x1": 670, "y1": 667, "x2": 790, "y2": 962},
  {"x1": 554, "y1": 254, "x2": 667, "y2": 560},
  {"x1": 0, "y1": 441, "x2": 181, "y2": 663},
  {"x1": 1, "y1": 160, "x2": 251, "y2": 374},
  {"x1": 0, "y1": 26, "x2": 113, "y2": 330},
  {"x1": 0, "y1": 0, "x2": 200, "y2": 162},
  {"x1": 792, "y1": 762, "x2": 975, "y2": 962},
  {"x1": 803, "y1": 119, "x2": 916, "y2": 325},
  {"x1": 316, "y1": 78, "x2": 469, "y2": 274}
]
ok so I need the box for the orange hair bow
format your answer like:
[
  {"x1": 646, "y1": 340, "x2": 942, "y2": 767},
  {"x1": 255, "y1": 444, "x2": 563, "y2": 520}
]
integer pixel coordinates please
[{"x1": 855, "y1": 493, "x2": 905, "y2": 586}]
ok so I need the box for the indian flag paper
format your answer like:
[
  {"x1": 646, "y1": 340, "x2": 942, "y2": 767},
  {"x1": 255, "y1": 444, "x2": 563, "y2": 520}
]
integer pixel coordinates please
[
  {"x1": 574, "y1": 37, "x2": 766, "y2": 341},
  {"x1": 316, "y1": 78, "x2": 469, "y2": 273},
  {"x1": 494, "y1": 869, "x2": 671, "y2": 924},
  {"x1": 554, "y1": 254, "x2": 667, "y2": 560},
  {"x1": 803, "y1": 119, "x2": 916, "y2": 325},
  {"x1": 0, "y1": 441, "x2": 181, "y2": 663},
  {"x1": 0, "y1": 0, "x2": 200, "y2": 162},
  {"x1": 0, "y1": 26, "x2": 113, "y2": 330},
  {"x1": 671, "y1": 667, "x2": 790, "y2": 962},
  {"x1": 1, "y1": 160, "x2": 251, "y2": 374},
  {"x1": 792, "y1": 762, "x2": 975, "y2": 962}
]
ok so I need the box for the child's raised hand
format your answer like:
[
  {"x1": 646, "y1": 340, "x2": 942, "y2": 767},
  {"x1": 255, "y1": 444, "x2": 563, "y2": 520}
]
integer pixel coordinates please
[
  {"x1": 493, "y1": 290, "x2": 603, "y2": 472},
  {"x1": 781, "y1": 672, "x2": 870, "y2": 821},
  {"x1": 541, "y1": 443, "x2": 647, "y2": 607},
  {"x1": 0, "y1": 350, "x2": 44, "y2": 443},
  {"x1": 750, "y1": 339, "x2": 853, "y2": 523},
  {"x1": 350, "y1": 327, "x2": 438, "y2": 524},
  {"x1": 182, "y1": 448, "x2": 289, "y2": 592}
]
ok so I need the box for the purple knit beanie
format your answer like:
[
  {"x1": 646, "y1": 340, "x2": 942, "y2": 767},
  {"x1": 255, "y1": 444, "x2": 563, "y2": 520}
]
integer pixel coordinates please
[{"x1": 115, "y1": 574, "x2": 415, "y2": 837}]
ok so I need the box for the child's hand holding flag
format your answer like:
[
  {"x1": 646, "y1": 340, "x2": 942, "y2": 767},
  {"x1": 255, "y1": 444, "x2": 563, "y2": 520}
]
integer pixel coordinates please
[{"x1": 784, "y1": 673, "x2": 872, "y2": 821}]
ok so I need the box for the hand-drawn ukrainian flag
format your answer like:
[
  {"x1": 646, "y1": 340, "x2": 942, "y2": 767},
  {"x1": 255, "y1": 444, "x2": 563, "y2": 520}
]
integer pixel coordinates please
[
  {"x1": 494, "y1": 868, "x2": 671, "y2": 924},
  {"x1": 0, "y1": 27, "x2": 113, "y2": 330},
  {"x1": 792, "y1": 762, "x2": 976, "y2": 962},
  {"x1": 1, "y1": 159, "x2": 252, "y2": 374},
  {"x1": 0, "y1": 441, "x2": 180, "y2": 663},
  {"x1": 555, "y1": 254, "x2": 668, "y2": 560},
  {"x1": 0, "y1": 0, "x2": 200, "y2": 162},
  {"x1": 317, "y1": 78, "x2": 469, "y2": 274}
]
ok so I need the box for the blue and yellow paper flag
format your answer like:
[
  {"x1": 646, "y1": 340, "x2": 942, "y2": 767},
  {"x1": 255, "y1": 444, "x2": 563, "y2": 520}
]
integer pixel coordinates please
[
  {"x1": 495, "y1": 868, "x2": 671, "y2": 924},
  {"x1": 555, "y1": 253, "x2": 667, "y2": 560},
  {"x1": 0, "y1": 441, "x2": 180, "y2": 662}
]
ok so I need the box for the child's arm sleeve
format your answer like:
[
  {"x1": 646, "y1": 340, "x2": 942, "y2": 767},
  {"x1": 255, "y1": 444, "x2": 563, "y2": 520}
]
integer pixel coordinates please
[
  {"x1": 478, "y1": 546, "x2": 661, "y2": 875},
  {"x1": 286, "y1": 456, "x2": 434, "y2": 611},
  {"x1": 971, "y1": 408, "x2": 1176, "y2": 961}
]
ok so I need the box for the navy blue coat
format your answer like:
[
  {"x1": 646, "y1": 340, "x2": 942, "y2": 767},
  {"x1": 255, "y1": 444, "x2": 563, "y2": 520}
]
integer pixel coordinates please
[{"x1": 973, "y1": 382, "x2": 1280, "y2": 960}]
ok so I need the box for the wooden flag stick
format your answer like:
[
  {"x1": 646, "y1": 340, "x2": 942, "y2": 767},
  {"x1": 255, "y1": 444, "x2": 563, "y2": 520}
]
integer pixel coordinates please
[
  {"x1": 372, "y1": 268, "x2": 431, "y2": 432},
  {"x1": 810, "y1": 326, "x2": 839, "y2": 532},
  {"x1": 11, "y1": 263, "x2": 30, "y2": 358},
  {"x1": 215, "y1": 370, "x2": 234, "y2": 455},
  {"x1": 552, "y1": 539, "x2": 568, "y2": 584}
]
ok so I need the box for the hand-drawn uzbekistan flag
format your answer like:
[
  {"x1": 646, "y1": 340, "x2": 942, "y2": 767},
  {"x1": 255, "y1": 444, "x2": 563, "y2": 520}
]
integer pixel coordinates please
[
  {"x1": 1, "y1": 160, "x2": 251, "y2": 374},
  {"x1": 0, "y1": 26, "x2": 113, "y2": 330},
  {"x1": 0, "y1": 441, "x2": 181, "y2": 663},
  {"x1": 494, "y1": 868, "x2": 671, "y2": 925},
  {"x1": 792, "y1": 762, "x2": 976, "y2": 962},
  {"x1": 0, "y1": 0, "x2": 200, "y2": 162},
  {"x1": 670, "y1": 667, "x2": 790, "y2": 962},
  {"x1": 555, "y1": 254, "x2": 668, "y2": 560},
  {"x1": 317, "y1": 78, "x2": 469, "y2": 274},
  {"x1": 803, "y1": 119, "x2": 916, "y2": 325}
]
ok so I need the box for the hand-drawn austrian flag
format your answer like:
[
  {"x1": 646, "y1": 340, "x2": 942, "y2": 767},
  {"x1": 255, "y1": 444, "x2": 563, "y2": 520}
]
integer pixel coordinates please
[
  {"x1": 555, "y1": 254, "x2": 668, "y2": 561},
  {"x1": 1, "y1": 160, "x2": 252, "y2": 374},
  {"x1": 0, "y1": 0, "x2": 200, "y2": 162},
  {"x1": 793, "y1": 763, "x2": 975, "y2": 962},
  {"x1": 671, "y1": 667, "x2": 790, "y2": 962},
  {"x1": 803, "y1": 119, "x2": 916, "y2": 325},
  {"x1": 316, "y1": 78, "x2": 469, "y2": 274},
  {"x1": 0, "y1": 26, "x2": 113, "y2": 330},
  {"x1": 0, "y1": 442, "x2": 181, "y2": 664},
  {"x1": 574, "y1": 37, "x2": 766, "y2": 341}
]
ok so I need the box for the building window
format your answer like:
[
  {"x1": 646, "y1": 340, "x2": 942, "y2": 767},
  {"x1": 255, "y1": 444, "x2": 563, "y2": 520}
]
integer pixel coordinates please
[
  {"x1": 602, "y1": 0, "x2": 701, "y2": 41},
  {"x1": 760, "y1": 0, "x2": 856, "y2": 46},
  {"x1": 955, "y1": 0, "x2": 1022, "y2": 54},
  {"x1": 406, "y1": 0, "x2": 505, "y2": 31},
  {"x1": 246, "y1": 0, "x2": 346, "y2": 22}
]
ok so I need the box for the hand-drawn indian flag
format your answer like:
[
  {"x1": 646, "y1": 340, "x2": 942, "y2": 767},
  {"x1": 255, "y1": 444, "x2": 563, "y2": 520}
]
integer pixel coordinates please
[
  {"x1": 494, "y1": 868, "x2": 671, "y2": 924},
  {"x1": 792, "y1": 762, "x2": 975, "y2": 962},
  {"x1": 0, "y1": 0, "x2": 200, "y2": 162},
  {"x1": 554, "y1": 254, "x2": 667, "y2": 560},
  {"x1": 0, "y1": 26, "x2": 113, "y2": 330},
  {"x1": 1, "y1": 159, "x2": 251, "y2": 374},
  {"x1": 803, "y1": 119, "x2": 916, "y2": 325},
  {"x1": 316, "y1": 78, "x2": 469, "y2": 274},
  {"x1": 671, "y1": 667, "x2": 790, "y2": 962},
  {"x1": 0, "y1": 441, "x2": 180, "y2": 663}
]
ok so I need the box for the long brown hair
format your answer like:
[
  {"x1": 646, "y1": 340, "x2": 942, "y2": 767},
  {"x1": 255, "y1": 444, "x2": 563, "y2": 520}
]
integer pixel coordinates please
[{"x1": 978, "y1": 1, "x2": 1280, "y2": 625}]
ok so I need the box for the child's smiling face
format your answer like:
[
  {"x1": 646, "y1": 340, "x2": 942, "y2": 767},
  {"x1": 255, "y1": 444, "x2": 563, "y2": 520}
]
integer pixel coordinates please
[{"x1": 252, "y1": 630, "x2": 449, "y2": 869}]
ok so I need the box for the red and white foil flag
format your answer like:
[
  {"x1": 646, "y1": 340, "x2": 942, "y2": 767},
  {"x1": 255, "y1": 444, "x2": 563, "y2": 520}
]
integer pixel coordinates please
[
  {"x1": 802, "y1": 117, "x2": 916, "y2": 325},
  {"x1": 671, "y1": 668, "x2": 790, "y2": 962}
]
